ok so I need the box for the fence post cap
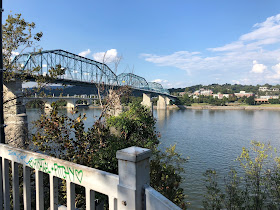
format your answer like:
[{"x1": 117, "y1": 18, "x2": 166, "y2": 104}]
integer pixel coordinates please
[{"x1": 116, "y1": 146, "x2": 151, "y2": 162}]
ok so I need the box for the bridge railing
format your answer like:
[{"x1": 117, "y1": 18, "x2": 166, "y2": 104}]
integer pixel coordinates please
[{"x1": 0, "y1": 143, "x2": 181, "y2": 210}]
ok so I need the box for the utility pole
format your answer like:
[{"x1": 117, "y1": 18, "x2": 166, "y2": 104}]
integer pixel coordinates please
[{"x1": 0, "y1": 0, "x2": 5, "y2": 144}]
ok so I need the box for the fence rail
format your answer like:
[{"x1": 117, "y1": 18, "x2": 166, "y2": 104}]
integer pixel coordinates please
[{"x1": 0, "y1": 143, "x2": 181, "y2": 210}]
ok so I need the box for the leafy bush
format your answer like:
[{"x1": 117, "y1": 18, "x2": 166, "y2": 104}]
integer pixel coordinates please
[{"x1": 203, "y1": 141, "x2": 280, "y2": 209}]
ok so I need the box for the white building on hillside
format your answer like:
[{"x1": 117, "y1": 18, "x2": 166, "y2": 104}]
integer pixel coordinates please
[{"x1": 259, "y1": 87, "x2": 269, "y2": 92}]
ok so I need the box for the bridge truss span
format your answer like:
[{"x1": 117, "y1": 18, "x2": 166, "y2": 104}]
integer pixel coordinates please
[
  {"x1": 12, "y1": 49, "x2": 172, "y2": 96},
  {"x1": 148, "y1": 82, "x2": 170, "y2": 94},
  {"x1": 117, "y1": 73, "x2": 149, "y2": 89},
  {"x1": 12, "y1": 49, "x2": 118, "y2": 86}
]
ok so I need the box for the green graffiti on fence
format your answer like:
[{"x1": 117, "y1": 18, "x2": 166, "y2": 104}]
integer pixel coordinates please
[{"x1": 27, "y1": 158, "x2": 83, "y2": 183}]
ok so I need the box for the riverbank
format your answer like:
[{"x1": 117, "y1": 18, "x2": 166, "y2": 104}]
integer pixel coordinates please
[
  {"x1": 170, "y1": 104, "x2": 280, "y2": 110},
  {"x1": 58, "y1": 104, "x2": 280, "y2": 111}
]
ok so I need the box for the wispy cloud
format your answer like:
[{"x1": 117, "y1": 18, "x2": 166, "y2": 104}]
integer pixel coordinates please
[
  {"x1": 151, "y1": 79, "x2": 182, "y2": 88},
  {"x1": 78, "y1": 49, "x2": 91, "y2": 57},
  {"x1": 142, "y1": 14, "x2": 280, "y2": 85}
]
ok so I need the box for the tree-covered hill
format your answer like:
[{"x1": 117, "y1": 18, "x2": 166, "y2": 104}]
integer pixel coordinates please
[{"x1": 169, "y1": 83, "x2": 280, "y2": 94}]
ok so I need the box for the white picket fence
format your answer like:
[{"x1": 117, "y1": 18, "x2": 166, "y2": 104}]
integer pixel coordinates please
[{"x1": 0, "y1": 143, "x2": 181, "y2": 210}]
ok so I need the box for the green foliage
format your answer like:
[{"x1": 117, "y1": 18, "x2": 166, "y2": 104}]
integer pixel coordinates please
[
  {"x1": 107, "y1": 102, "x2": 158, "y2": 146},
  {"x1": 3, "y1": 13, "x2": 43, "y2": 83},
  {"x1": 203, "y1": 141, "x2": 280, "y2": 209},
  {"x1": 3, "y1": 13, "x2": 43, "y2": 70},
  {"x1": 32, "y1": 102, "x2": 188, "y2": 209},
  {"x1": 75, "y1": 99, "x2": 87, "y2": 105},
  {"x1": 120, "y1": 95, "x2": 142, "y2": 106},
  {"x1": 179, "y1": 94, "x2": 192, "y2": 106},
  {"x1": 151, "y1": 146, "x2": 188, "y2": 209},
  {"x1": 55, "y1": 99, "x2": 67, "y2": 107},
  {"x1": 245, "y1": 96, "x2": 255, "y2": 105},
  {"x1": 3, "y1": 14, "x2": 68, "y2": 101},
  {"x1": 170, "y1": 84, "x2": 260, "y2": 95},
  {"x1": 203, "y1": 170, "x2": 224, "y2": 209},
  {"x1": 268, "y1": 99, "x2": 280, "y2": 104},
  {"x1": 25, "y1": 99, "x2": 44, "y2": 108}
]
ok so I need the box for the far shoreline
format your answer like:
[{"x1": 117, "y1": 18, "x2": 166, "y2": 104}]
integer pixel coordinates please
[
  {"x1": 26, "y1": 104, "x2": 280, "y2": 111},
  {"x1": 168, "y1": 104, "x2": 280, "y2": 111}
]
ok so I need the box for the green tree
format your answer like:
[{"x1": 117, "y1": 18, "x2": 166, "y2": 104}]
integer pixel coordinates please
[
  {"x1": 245, "y1": 96, "x2": 255, "y2": 105},
  {"x1": 179, "y1": 94, "x2": 192, "y2": 106},
  {"x1": 3, "y1": 13, "x2": 43, "y2": 79}
]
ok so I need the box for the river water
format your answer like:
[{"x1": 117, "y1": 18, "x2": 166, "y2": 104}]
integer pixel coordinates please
[{"x1": 26, "y1": 108, "x2": 280, "y2": 209}]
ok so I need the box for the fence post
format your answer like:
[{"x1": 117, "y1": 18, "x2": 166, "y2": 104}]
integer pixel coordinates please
[{"x1": 116, "y1": 146, "x2": 152, "y2": 210}]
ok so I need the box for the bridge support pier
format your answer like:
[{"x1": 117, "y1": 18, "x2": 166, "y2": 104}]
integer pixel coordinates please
[
  {"x1": 157, "y1": 95, "x2": 172, "y2": 110},
  {"x1": 44, "y1": 101, "x2": 53, "y2": 109},
  {"x1": 65, "y1": 99, "x2": 75, "y2": 109},
  {"x1": 4, "y1": 80, "x2": 28, "y2": 148},
  {"x1": 141, "y1": 93, "x2": 153, "y2": 113},
  {"x1": 166, "y1": 97, "x2": 171, "y2": 106},
  {"x1": 157, "y1": 95, "x2": 167, "y2": 110}
]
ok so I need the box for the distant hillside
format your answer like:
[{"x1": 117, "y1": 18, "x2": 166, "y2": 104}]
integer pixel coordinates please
[{"x1": 169, "y1": 83, "x2": 280, "y2": 94}]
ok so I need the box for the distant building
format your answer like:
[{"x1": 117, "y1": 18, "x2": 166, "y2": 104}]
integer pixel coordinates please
[
  {"x1": 258, "y1": 86, "x2": 279, "y2": 92},
  {"x1": 193, "y1": 88, "x2": 213, "y2": 96},
  {"x1": 260, "y1": 95, "x2": 279, "y2": 99},
  {"x1": 213, "y1": 93, "x2": 223, "y2": 99},
  {"x1": 213, "y1": 93, "x2": 233, "y2": 99},
  {"x1": 234, "y1": 91, "x2": 254, "y2": 98},
  {"x1": 259, "y1": 87, "x2": 269, "y2": 92},
  {"x1": 178, "y1": 92, "x2": 187, "y2": 96},
  {"x1": 255, "y1": 98, "x2": 269, "y2": 104}
]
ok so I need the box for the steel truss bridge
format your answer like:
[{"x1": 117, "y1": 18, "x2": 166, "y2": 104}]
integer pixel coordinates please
[{"x1": 12, "y1": 49, "x2": 171, "y2": 96}]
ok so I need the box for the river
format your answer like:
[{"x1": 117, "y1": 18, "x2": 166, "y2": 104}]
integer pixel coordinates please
[{"x1": 26, "y1": 108, "x2": 280, "y2": 209}]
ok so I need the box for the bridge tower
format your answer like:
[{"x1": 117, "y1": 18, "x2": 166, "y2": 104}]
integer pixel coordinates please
[{"x1": 4, "y1": 79, "x2": 28, "y2": 148}]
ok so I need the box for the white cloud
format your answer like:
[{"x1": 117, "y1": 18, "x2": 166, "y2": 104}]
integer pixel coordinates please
[
  {"x1": 241, "y1": 14, "x2": 280, "y2": 42},
  {"x1": 232, "y1": 80, "x2": 240, "y2": 84},
  {"x1": 208, "y1": 41, "x2": 244, "y2": 52},
  {"x1": 250, "y1": 60, "x2": 267, "y2": 73},
  {"x1": 11, "y1": 51, "x2": 19, "y2": 56},
  {"x1": 141, "y1": 13, "x2": 280, "y2": 84},
  {"x1": 78, "y1": 49, "x2": 91, "y2": 57},
  {"x1": 272, "y1": 63, "x2": 280, "y2": 73},
  {"x1": 151, "y1": 79, "x2": 172, "y2": 88},
  {"x1": 267, "y1": 63, "x2": 280, "y2": 79},
  {"x1": 93, "y1": 49, "x2": 118, "y2": 63},
  {"x1": 151, "y1": 79, "x2": 168, "y2": 83}
]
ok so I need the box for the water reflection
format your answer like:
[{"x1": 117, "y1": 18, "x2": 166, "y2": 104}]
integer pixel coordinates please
[
  {"x1": 244, "y1": 110, "x2": 255, "y2": 116},
  {"x1": 155, "y1": 109, "x2": 171, "y2": 124},
  {"x1": 194, "y1": 110, "x2": 203, "y2": 115}
]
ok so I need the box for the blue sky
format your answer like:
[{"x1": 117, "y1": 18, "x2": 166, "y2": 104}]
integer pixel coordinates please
[{"x1": 4, "y1": 0, "x2": 280, "y2": 88}]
